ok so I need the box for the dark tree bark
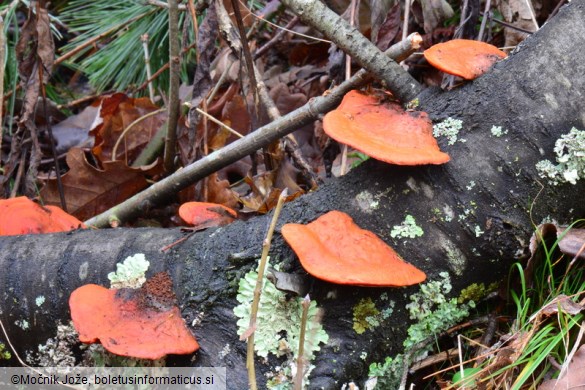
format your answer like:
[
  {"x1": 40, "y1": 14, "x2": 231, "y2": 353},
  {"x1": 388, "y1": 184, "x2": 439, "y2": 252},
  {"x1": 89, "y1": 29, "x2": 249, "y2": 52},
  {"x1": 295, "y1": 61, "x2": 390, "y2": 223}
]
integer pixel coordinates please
[{"x1": 1, "y1": 1, "x2": 585, "y2": 389}]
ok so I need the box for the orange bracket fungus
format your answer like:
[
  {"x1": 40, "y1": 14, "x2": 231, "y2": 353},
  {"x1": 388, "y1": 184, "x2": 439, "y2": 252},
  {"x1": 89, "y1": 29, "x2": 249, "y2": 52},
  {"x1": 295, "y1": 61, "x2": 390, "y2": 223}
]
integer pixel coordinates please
[
  {"x1": 282, "y1": 211, "x2": 426, "y2": 286},
  {"x1": 322, "y1": 90, "x2": 450, "y2": 165},
  {"x1": 69, "y1": 272, "x2": 199, "y2": 359},
  {"x1": 424, "y1": 39, "x2": 507, "y2": 80},
  {"x1": 178, "y1": 201, "x2": 237, "y2": 229},
  {"x1": 0, "y1": 196, "x2": 86, "y2": 236}
]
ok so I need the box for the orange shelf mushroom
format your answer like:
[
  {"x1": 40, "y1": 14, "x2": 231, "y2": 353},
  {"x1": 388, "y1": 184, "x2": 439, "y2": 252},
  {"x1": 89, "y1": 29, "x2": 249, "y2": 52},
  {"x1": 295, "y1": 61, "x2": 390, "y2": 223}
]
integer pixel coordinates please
[
  {"x1": 322, "y1": 90, "x2": 450, "y2": 166},
  {"x1": 0, "y1": 196, "x2": 85, "y2": 236},
  {"x1": 178, "y1": 201, "x2": 237, "y2": 229},
  {"x1": 282, "y1": 211, "x2": 426, "y2": 287},
  {"x1": 69, "y1": 272, "x2": 199, "y2": 360},
  {"x1": 424, "y1": 39, "x2": 507, "y2": 80}
]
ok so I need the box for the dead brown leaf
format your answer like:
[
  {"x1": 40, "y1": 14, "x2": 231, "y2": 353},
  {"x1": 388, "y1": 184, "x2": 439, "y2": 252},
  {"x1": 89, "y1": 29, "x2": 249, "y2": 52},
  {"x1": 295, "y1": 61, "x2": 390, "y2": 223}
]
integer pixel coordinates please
[
  {"x1": 540, "y1": 294, "x2": 583, "y2": 317},
  {"x1": 40, "y1": 148, "x2": 161, "y2": 220},
  {"x1": 90, "y1": 93, "x2": 166, "y2": 164},
  {"x1": 539, "y1": 344, "x2": 585, "y2": 390}
]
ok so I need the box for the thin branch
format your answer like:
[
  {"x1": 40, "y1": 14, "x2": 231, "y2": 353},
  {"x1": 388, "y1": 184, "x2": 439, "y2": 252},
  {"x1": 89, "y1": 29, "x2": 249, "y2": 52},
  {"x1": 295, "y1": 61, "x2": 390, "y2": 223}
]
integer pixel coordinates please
[
  {"x1": 230, "y1": 0, "x2": 259, "y2": 109},
  {"x1": 253, "y1": 16, "x2": 300, "y2": 60},
  {"x1": 164, "y1": 0, "x2": 180, "y2": 173},
  {"x1": 194, "y1": 107, "x2": 245, "y2": 138},
  {"x1": 84, "y1": 33, "x2": 422, "y2": 227},
  {"x1": 0, "y1": 15, "x2": 5, "y2": 157},
  {"x1": 144, "y1": 0, "x2": 187, "y2": 10},
  {"x1": 141, "y1": 33, "x2": 155, "y2": 101},
  {"x1": 245, "y1": 190, "x2": 288, "y2": 390},
  {"x1": 280, "y1": 0, "x2": 421, "y2": 102}
]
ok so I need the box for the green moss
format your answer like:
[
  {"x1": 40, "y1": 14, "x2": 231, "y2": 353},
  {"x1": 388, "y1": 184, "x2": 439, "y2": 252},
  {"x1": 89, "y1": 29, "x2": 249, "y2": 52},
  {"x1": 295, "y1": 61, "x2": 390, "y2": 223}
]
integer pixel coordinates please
[
  {"x1": 458, "y1": 282, "x2": 497, "y2": 304},
  {"x1": 353, "y1": 298, "x2": 380, "y2": 334},
  {"x1": 0, "y1": 343, "x2": 11, "y2": 360}
]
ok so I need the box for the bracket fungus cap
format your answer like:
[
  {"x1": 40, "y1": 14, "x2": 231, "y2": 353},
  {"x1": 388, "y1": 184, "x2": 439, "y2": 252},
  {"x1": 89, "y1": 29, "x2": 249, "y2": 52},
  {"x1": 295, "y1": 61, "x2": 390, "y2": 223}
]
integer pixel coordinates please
[
  {"x1": 69, "y1": 272, "x2": 199, "y2": 360},
  {"x1": 282, "y1": 211, "x2": 426, "y2": 286},
  {"x1": 178, "y1": 201, "x2": 237, "y2": 228},
  {"x1": 0, "y1": 196, "x2": 85, "y2": 236},
  {"x1": 424, "y1": 39, "x2": 507, "y2": 80},
  {"x1": 322, "y1": 91, "x2": 450, "y2": 166}
]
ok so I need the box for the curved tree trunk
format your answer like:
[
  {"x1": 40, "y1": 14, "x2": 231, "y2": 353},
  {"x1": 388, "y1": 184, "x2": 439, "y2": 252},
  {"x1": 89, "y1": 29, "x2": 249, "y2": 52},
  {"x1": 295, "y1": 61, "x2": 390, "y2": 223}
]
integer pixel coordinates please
[{"x1": 1, "y1": 1, "x2": 585, "y2": 388}]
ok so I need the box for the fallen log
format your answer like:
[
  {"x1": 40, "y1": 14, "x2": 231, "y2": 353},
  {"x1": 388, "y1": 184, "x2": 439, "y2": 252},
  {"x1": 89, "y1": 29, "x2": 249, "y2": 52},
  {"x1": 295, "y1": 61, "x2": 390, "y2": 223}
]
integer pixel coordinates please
[{"x1": 1, "y1": 1, "x2": 585, "y2": 388}]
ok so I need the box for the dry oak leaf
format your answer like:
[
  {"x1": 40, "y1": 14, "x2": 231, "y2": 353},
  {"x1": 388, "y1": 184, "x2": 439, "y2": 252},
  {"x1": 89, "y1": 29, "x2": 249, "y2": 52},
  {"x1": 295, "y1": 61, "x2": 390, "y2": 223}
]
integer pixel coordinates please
[{"x1": 40, "y1": 148, "x2": 161, "y2": 221}]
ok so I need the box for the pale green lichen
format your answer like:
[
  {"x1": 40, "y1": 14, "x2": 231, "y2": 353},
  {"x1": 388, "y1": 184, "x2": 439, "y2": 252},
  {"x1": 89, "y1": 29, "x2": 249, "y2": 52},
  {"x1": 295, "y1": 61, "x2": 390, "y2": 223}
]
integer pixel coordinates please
[
  {"x1": 36, "y1": 296, "x2": 45, "y2": 307},
  {"x1": 368, "y1": 355, "x2": 404, "y2": 389},
  {"x1": 15, "y1": 319, "x2": 29, "y2": 330},
  {"x1": 233, "y1": 263, "x2": 328, "y2": 360},
  {"x1": 490, "y1": 125, "x2": 508, "y2": 137},
  {"x1": 369, "y1": 273, "x2": 475, "y2": 387},
  {"x1": 391, "y1": 215, "x2": 423, "y2": 239},
  {"x1": 404, "y1": 272, "x2": 474, "y2": 351},
  {"x1": 433, "y1": 118, "x2": 465, "y2": 145},
  {"x1": 536, "y1": 127, "x2": 585, "y2": 185},
  {"x1": 474, "y1": 225, "x2": 484, "y2": 237},
  {"x1": 466, "y1": 181, "x2": 476, "y2": 191},
  {"x1": 108, "y1": 253, "x2": 150, "y2": 289}
]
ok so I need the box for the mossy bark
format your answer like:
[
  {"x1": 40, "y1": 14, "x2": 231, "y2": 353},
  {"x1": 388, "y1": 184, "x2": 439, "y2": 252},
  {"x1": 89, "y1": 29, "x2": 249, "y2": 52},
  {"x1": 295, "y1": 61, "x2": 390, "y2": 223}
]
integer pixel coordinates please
[{"x1": 1, "y1": 1, "x2": 585, "y2": 388}]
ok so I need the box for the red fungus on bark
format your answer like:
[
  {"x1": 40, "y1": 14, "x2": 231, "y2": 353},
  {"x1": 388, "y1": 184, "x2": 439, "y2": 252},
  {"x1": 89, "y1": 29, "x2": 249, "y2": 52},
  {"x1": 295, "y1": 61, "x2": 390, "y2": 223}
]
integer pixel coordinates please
[
  {"x1": 69, "y1": 272, "x2": 199, "y2": 360},
  {"x1": 0, "y1": 196, "x2": 86, "y2": 236},
  {"x1": 322, "y1": 90, "x2": 450, "y2": 165},
  {"x1": 424, "y1": 39, "x2": 507, "y2": 80},
  {"x1": 178, "y1": 201, "x2": 237, "y2": 228},
  {"x1": 281, "y1": 211, "x2": 426, "y2": 287}
]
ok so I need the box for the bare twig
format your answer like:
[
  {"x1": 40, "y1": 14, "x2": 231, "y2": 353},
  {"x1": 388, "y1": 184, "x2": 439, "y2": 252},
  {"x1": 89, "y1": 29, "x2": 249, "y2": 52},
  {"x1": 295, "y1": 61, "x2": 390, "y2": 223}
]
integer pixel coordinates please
[
  {"x1": 164, "y1": 0, "x2": 180, "y2": 173},
  {"x1": 84, "y1": 34, "x2": 422, "y2": 227},
  {"x1": 293, "y1": 295, "x2": 311, "y2": 390},
  {"x1": 245, "y1": 190, "x2": 288, "y2": 390},
  {"x1": 0, "y1": 15, "x2": 5, "y2": 156},
  {"x1": 340, "y1": 0, "x2": 359, "y2": 176},
  {"x1": 144, "y1": 0, "x2": 187, "y2": 10},
  {"x1": 477, "y1": 0, "x2": 492, "y2": 41},
  {"x1": 280, "y1": 0, "x2": 421, "y2": 102},
  {"x1": 253, "y1": 16, "x2": 300, "y2": 60},
  {"x1": 230, "y1": 0, "x2": 259, "y2": 109},
  {"x1": 215, "y1": 0, "x2": 317, "y2": 185},
  {"x1": 194, "y1": 107, "x2": 245, "y2": 138},
  {"x1": 141, "y1": 34, "x2": 155, "y2": 101}
]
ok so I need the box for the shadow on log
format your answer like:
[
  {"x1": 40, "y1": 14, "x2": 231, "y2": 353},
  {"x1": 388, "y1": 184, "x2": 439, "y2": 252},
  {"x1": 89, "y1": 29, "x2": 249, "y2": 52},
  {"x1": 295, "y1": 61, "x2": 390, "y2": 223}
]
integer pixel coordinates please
[{"x1": 1, "y1": 1, "x2": 585, "y2": 388}]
